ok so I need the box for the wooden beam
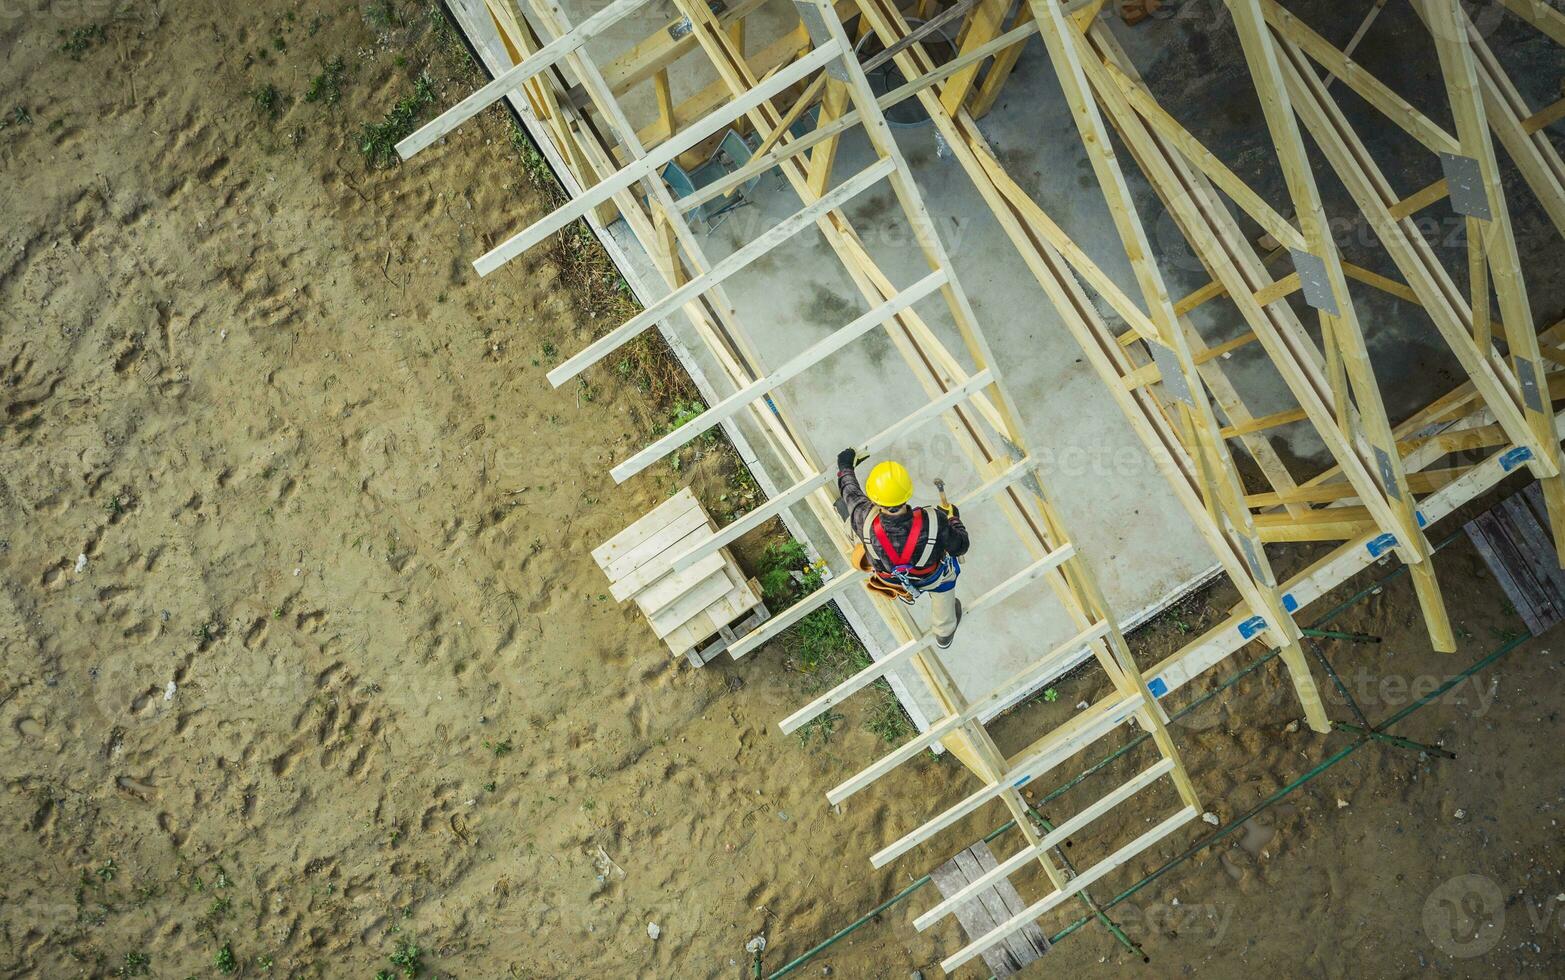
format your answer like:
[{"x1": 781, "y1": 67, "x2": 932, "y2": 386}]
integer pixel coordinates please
[
  {"x1": 547, "y1": 158, "x2": 895, "y2": 385},
  {"x1": 475, "y1": 42, "x2": 842, "y2": 274},
  {"x1": 610, "y1": 268, "x2": 946, "y2": 481}
]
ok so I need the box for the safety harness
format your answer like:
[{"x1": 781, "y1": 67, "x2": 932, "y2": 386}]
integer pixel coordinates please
[{"x1": 862, "y1": 507, "x2": 959, "y2": 599}]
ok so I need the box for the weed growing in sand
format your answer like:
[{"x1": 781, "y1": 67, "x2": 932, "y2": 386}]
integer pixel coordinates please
[
  {"x1": 668, "y1": 399, "x2": 709, "y2": 432},
  {"x1": 510, "y1": 124, "x2": 558, "y2": 192},
  {"x1": 388, "y1": 938, "x2": 425, "y2": 977},
  {"x1": 215, "y1": 942, "x2": 236, "y2": 973},
  {"x1": 795, "y1": 709, "x2": 842, "y2": 747},
  {"x1": 95, "y1": 859, "x2": 117, "y2": 883},
  {"x1": 251, "y1": 84, "x2": 287, "y2": 122},
  {"x1": 1, "y1": 106, "x2": 31, "y2": 131},
  {"x1": 484, "y1": 736, "x2": 513, "y2": 757},
  {"x1": 366, "y1": 1, "x2": 405, "y2": 32},
  {"x1": 305, "y1": 57, "x2": 349, "y2": 106},
  {"x1": 359, "y1": 74, "x2": 436, "y2": 168},
  {"x1": 758, "y1": 541, "x2": 864, "y2": 677},
  {"x1": 864, "y1": 683, "x2": 914, "y2": 743},
  {"x1": 116, "y1": 951, "x2": 150, "y2": 977},
  {"x1": 59, "y1": 24, "x2": 106, "y2": 59}
]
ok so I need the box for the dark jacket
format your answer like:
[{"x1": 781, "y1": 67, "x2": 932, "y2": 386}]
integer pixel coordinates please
[{"x1": 838, "y1": 467, "x2": 969, "y2": 574}]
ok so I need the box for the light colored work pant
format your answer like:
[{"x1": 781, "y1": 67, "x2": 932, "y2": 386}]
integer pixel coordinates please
[
  {"x1": 919, "y1": 560, "x2": 961, "y2": 640},
  {"x1": 929, "y1": 588, "x2": 959, "y2": 641}
]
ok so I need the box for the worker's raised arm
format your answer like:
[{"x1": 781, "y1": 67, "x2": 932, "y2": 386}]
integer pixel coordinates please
[
  {"x1": 940, "y1": 508, "x2": 969, "y2": 558},
  {"x1": 836, "y1": 447, "x2": 875, "y2": 530}
]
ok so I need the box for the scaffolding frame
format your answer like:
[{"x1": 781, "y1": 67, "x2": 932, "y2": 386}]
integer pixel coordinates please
[{"x1": 404, "y1": 0, "x2": 1564, "y2": 971}]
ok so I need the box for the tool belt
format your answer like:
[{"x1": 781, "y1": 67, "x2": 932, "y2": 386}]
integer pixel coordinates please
[
  {"x1": 853, "y1": 543, "x2": 914, "y2": 603},
  {"x1": 852, "y1": 544, "x2": 959, "y2": 604}
]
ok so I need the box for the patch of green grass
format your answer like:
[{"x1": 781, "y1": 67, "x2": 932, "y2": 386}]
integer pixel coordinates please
[
  {"x1": 95, "y1": 859, "x2": 117, "y2": 883},
  {"x1": 1, "y1": 106, "x2": 31, "y2": 131},
  {"x1": 59, "y1": 24, "x2": 105, "y2": 59},
  {"x1": 667, "y1": 399, "x2": 707, "y2": 432},
  {"x1": 758, "y1": 540, "x2": 809, "y2": 600},
  {"x1": 251, "y1": 83, "x2": 287, "y2": 122},
  {"x1": 359, "y1": 74, "x2": 436, "y2": 168},
  {"x1": 366, "y1": 1, "x2": 404, "y2": 32},
  {"x1": 389, "y1": 938, "x2": 424, "y2": 978},
  {"x1": 510, "y1": 124, "x2": 557, "y2": 192},
  {"x1": 754, "y1": 539, "x2": 864, "y2": 675},
  {"x1": 864, "y1": 681, "x2": 914, "y2": 743},
  {"x1": 116, "y1": 952, "x2": 151, "y2": 977},
  {"x1": 305, "y1": 56, "x2": 348, "y2": 106},
  {"x1": 215, "y1": 942, "x2": 236, "y2": 974},
  {"x1": 483, "y1": 736, "x2": 513, "y2": 757}
]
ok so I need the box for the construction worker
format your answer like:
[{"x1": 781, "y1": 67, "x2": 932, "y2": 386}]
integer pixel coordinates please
[{"x1": 836, "y1": 448, "x2": 968, "y2": 648}]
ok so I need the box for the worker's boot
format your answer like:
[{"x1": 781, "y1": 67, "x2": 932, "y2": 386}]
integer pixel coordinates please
[{"x1": 934, "y1": 598, "x2": 963, "y2": 649}]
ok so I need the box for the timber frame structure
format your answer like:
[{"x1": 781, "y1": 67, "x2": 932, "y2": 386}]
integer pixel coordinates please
[{"x1": 402, "y1": 0, "x2": 1565, "y2": 971}]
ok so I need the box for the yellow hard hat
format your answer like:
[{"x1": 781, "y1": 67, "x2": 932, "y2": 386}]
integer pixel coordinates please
[{"x1": 865, "y1": 460, "x2": 914, "y2": 507}]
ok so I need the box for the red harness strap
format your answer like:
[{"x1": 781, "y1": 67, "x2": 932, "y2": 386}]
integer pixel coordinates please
[{"x1": 871, "y1": 509, "x2": 934, "y2": 574}]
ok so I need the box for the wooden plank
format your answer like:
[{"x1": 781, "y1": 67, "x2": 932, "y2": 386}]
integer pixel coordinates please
[
  {"x1": 777, "y1": 543, "x2": 1076, "y2": 734},
  {"x1": 547, "y1": 157, "x2": 896, "y2": 386},
  {"x1": 951, "y1": 846, "x2": 1044, "y2": 975},
  {"x1": 397, "y1": 0, "x2": 655, "y2": 159},
  {"x1": 605, "y1": 507, "x2": 710, "y2": 589},
  {"x1": 611, "y1": 269, "x2": 948, "y2": 482},
  {"x1": 929, "y1": 849, "x2": 1015, "y2": 978},
  {"x1": 647, "y1": 566, "x2": 735, "y2": 638},
  {"x1": 825, "y1": 620, "x2": 1113, "y2": 806},
  {"x1": 915, "y1": 759, "x2": 1173, "y2": 930},
  {"x1": 592, "y1": 487, "x2": 698, "y2": 567},
  {"x1": 1467, "y1": 511, "x2": 1554, "y2": 635},
  {"x1": 634, "y1": 548, "x2": 728, "y2": 615},
  {"x1": 474, "y1": 42, "x2": 842, "y2": 275},
  {"x1": 1499, "y1": 491, "x2": 1565, "y2": 610},
  {"x1": 942, "y1": 807, "x2": 1198, "y2": 972},
  {"x1": 868, "y1": 692, "x2": 1141, "y2": 869},
  {"x1": 965, "y1": 842, "x2": 1053, "y2": 962}
]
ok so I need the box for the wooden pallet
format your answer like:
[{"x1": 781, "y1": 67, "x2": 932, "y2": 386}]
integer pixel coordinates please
[
  {"x1": 1466, "y1": 481, "x2": 1565, "y2": 636},
  {"x1": 929, "y1": 840, "x2": 1052, "y2": 977},
  {"x1": 593, "y1": 488, "x2": 768, "y2": 667}
]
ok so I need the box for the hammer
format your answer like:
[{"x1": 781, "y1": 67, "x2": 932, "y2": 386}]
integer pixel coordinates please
[{"x1": 933, "y1": 477, "x2": 952, "y2": 516}]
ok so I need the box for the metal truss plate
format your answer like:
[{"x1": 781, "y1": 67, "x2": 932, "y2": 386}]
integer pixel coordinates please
[
  {"x1": 792, "y1": 1, "x2": 851, "y2": 79},
  {"x1": 1149, "y1": 341, "x2": 1194, "y2": 405},
  {"x1": 1440, "y1": 153, "x2": 1492, "y2": 220},
  {"x1": 1288, "y1": 249, "x2": 1340, "y2": 315},
  {"x1": 1517, "y1": 356, "x2": 1545, "y2": 413},
  {"x1": 1373, "y1": 444, "x2": 1402, "y2": 500},
  {"x1": 668, "y1": 1, "x2": 726, "y2": 41}
]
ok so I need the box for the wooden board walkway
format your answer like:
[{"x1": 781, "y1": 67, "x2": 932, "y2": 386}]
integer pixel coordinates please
[
  {"x1": 929, "y1": 840, "x2": 1051, "y2": 977},
  {"x1": 1466, "y1": 482, "x2": 1565, "y2": 636}
]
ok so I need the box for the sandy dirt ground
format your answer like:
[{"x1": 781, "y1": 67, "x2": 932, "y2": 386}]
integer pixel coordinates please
[{"x1": 2, "y1": 2, "x2": 1565, "y2": 979}]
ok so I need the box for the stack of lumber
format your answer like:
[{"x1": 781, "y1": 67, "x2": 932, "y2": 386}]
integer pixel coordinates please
[{"x1": 593, "y1": 488, "x2": 769, "y2": 666}]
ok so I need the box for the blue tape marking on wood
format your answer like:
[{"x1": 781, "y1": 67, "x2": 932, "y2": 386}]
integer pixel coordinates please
[
  {"x1": 1147, "y1": 677, "x2": 1168, "y2": 698},
  {"x1": 1500, "y1": 446, "x2": 1533, "y2": 472},
  {"x1": 1013, "y1": 773, "x2": 1032, "y2": 789},
  {"x1": 1416, "y1": 510, "x2": 1427, "y2": 528},
  {"x1": 1238, "y1": 615, "x2": 1267, "y2": 639},
  {"x1": 1282, "y1": 593, "x2": 1299, "y2": 612},
  {"x1": 1366, "y1": 533, "x2": 1398, "y2": 557}
]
